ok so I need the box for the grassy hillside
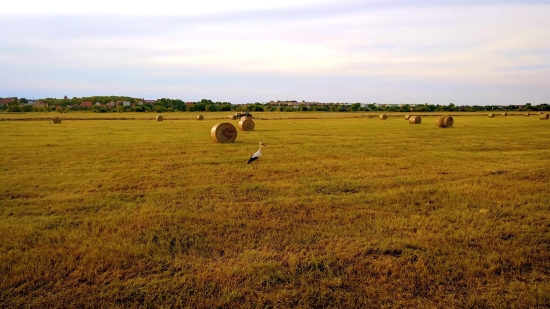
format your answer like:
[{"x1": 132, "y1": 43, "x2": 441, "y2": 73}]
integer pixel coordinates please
[{"x1": 1, "y1": 112, "x2": 549, "y2": 308}]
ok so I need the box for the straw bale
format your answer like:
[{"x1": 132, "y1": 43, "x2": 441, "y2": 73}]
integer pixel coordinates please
[
  {"x1": 436, "y1": 115, "x2": 454, "y2": 128},
  {"x1": 524, "y1": 113, "x2": 530, "y2": 117},
  {"x1": 211, "y1": 123, "x2": 237, "y2": 143},
  {"x1": 197, "y1": 115, "x2": 204, "y2": 120},
  {"x1": 52, "y1": 117, "x2": 62, "y2": 124},
  {"x1": 488, "y1": 113, "x2": 495, "y2": 118},
  {"x1": 444, "y1": 116, "x2": 454, "y2": 128},
  {"x1": 156, "y1": 115, "x2": 164, "y2": 121},
  {"x1": 239, "y1": 117, "x2": 255, "y2": 131},
  {"x1": 436, "y1": 116, "x2": 445, "y2": 127},
  {"x1": 404, "y1": 114, "x2": 411, "y2": 120},
  {"x1": 502, "y1": 112, "x2": 507, "y2": 116},
  {"x1": 380, "y1": 114, "x2": 387, "y2": 120},
  {"x1": 409, "y1": 116, "x2": 422, "y2": 124},
  {"x1": 540, "y1": 113, "x2": 549, "y2": 120}
]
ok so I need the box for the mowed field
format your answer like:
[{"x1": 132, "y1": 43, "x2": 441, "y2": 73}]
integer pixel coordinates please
[{"x1": 1, "y1": 112, "x2": 549, "y2": 308}]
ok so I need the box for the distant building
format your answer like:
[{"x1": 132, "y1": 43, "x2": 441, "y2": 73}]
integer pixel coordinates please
[
  {"x1": 0, "y1": 97, "x2": 17, "y2": 105},
  {"x1": 33, "y1": 101, "x2": 47, "y2": 108},
  {"x1": 81, "y1": 101, "x2": 93, "y2": 108}
]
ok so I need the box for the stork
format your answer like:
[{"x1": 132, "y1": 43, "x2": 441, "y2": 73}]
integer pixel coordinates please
[{"x1": 247, "y1": 142, "x2": 267, "y2": 169}]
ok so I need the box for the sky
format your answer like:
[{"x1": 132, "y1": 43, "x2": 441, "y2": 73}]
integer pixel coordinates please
[{"x1": 1, "y1": 0, "x2": 549, "y2": 105}]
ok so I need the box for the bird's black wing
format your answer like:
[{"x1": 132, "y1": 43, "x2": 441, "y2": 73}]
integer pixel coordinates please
[{"x1": 247, "y1": 156, "x2": 258, "y2": 164}]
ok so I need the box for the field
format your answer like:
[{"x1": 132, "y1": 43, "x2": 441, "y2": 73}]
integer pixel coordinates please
[{"x1": 1, "y1": 112, "x2": 549, "y2": 308}]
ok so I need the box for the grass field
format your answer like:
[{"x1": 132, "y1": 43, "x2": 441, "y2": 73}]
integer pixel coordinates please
[{"x1": 1, "y1": 112, "x2": 549, "y2": 308}]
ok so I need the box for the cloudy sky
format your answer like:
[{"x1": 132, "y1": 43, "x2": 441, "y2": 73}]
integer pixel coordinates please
[{"x1": 1, "y1": 0, "x2": 549, "y2": 105}]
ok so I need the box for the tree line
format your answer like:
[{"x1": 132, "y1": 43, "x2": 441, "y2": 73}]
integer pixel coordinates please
[{"x1": 1, "y1": 96, "x2": 548, "y2": 113}]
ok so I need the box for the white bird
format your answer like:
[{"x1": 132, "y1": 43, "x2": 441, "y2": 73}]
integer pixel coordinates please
[{"x1": 247, "y1": 142, "x2": 267, "y2": 169}]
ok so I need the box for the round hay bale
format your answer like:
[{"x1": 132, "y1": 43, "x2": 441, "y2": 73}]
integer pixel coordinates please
[
  {"x1": 380, "y1": 114, "x2": 387, "y2": 120},
  {"x1": 540, "y1": 112, "x2": 544, "y2": 114},
  {"x1": 436, "y1": 116, "x2": 454, "y2": 128},
  {"x1": 238, "y1": 117, "x2": 255, "y2": 131},
  {"x1": 409, "y1": 116, "x2": 422, "y2": 124},
  {"x1": 444, "y1": 116, "x2": 454, "y2": 128},
  {"x1": 540, "y1": 113, "x2": 549, "y2": 120},
  {"x1": 228, "y1": 115, "x2": 237, "y2": 120},
  {"x1": 436, "y1": 116, "x2": 445, "y2": 127},
  {"x1": 211, "y1": 123, "x2": 237, "y2": 143},
  {"x1": 404, "y1": 114, "x2": 411, "y2": 120},
  {"x1": 197, "y1": 115, "x2": 204, "y2": 120},
  {"x1": 443, "y1": 116, "x2": 455, "y2": 128},
  {"x1": 488, "y1": 113, "x2": 495, "y2": 118},
  {"x1": 52, "y1": 117, "x2": 62, "y2": 124},
  {"x1": 156, "y1": 115, "x2": 164, "y2": 122},
  {"x1": 502, "y1": 112, "x2": 508, "y2": 116},
  {"x1": 524, "y1": 113, "x2": 530, "y2": 117}
]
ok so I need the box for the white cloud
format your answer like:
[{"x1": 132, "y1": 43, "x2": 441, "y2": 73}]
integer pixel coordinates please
[
  {"x1": 1, "y1": 1, "x2": 549, "y2": 103},
  {"x1": 1, "y1": 0, "x2": 336, "y2": 16}
]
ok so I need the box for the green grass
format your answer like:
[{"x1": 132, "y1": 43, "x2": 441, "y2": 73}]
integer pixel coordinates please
[{"x1": 1, "y1": 112, "x2": 549, "y2": 308}]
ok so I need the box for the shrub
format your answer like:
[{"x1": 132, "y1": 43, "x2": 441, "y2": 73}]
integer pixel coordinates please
[
  {"x1": 21, "y1": 105, "x2": 33, "y2": 112},
  {"x1": 7, "y1": 105, "x2": 22, "y2": 112},
  {"x1": 219, "y1": 104, "x2": 232, "y2": 111}
]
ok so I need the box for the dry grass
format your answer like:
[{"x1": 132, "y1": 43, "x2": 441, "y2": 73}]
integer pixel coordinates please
[{"x1": 1, "y1": 112, "x2": 549, "y2": 308}]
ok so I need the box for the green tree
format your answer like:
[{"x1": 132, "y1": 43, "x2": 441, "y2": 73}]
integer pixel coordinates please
[
  {"x1": 350, "y1": 103, "x2": 361, "y2": 111},
  {"x1": 219, "y1": 104, "x2": 232, "y2": 111}
]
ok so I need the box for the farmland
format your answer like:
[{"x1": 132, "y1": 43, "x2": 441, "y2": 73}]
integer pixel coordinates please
[{"x1": 1, "y1": 112, "x2": 549, "y2": 308}]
